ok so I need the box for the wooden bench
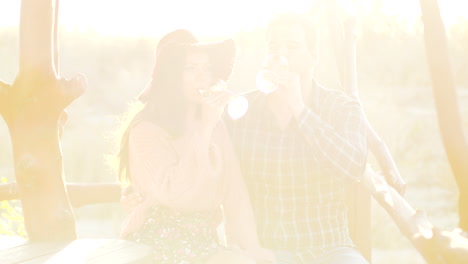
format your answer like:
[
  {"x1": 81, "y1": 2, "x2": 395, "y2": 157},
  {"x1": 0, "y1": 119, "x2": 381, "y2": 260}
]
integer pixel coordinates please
[
  {"x1": 0, "y1": 183, "x2": 153, "y2": 264},
  {"x1": 1, "y1": 182, "x2": 371, "y2": 263},
  {"x1": 0, "y1": 238, "x2": 152, "y2": 264}
]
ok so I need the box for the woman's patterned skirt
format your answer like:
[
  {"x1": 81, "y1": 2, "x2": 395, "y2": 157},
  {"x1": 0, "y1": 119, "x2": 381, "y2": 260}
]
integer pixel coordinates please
[{"x1": 127, "y1": 205, "x2": 224, "y2": 264}]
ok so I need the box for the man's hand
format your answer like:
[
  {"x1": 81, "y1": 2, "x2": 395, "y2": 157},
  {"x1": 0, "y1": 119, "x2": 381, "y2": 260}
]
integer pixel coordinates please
[
  {"x1": 275, "y1": 71, "x2": 305, "y2": 118},
  {"x1": 120, "y1": 186, "x2": 143, "y2": 214}
]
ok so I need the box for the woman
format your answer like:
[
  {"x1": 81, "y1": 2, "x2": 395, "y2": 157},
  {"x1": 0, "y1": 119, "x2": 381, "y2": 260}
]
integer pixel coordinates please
[{"x1": 115, "y1": 29, "x2": 274, "y2": 264}]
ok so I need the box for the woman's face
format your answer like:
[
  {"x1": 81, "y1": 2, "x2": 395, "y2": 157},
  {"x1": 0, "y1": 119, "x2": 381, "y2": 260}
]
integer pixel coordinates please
[{"x1": 181, "y1": 50, "x2": 214, "y2": 104}]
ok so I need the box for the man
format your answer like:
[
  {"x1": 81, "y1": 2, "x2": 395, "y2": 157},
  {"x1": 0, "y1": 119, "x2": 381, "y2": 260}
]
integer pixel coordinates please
[
  {"x1": 224, "y1": 12, "x2": 368, "y2": 264},
  {"x1": 123, "y1": 12, "x2": 369, "y2": 264}
]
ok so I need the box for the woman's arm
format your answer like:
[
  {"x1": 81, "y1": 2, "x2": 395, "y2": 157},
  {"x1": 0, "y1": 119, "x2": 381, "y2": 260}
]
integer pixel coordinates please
[
  {"x1": 128, "y1": 121, "x2": 221, "y2": 212},
  {"x1": 120, "y1": 120, "x2": 223, "y2": 238}
]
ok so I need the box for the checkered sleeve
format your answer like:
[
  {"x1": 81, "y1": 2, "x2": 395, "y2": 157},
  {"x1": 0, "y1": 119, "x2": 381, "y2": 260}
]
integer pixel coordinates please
[{"x1": 296, "y1": 94, "x2": 367, "y2": 181}]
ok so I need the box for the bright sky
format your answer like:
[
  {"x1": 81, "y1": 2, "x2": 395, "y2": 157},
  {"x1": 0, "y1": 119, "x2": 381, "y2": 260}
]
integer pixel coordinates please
[{"x1": 0, "y1": 0, "x2": 467, "y2": 37}]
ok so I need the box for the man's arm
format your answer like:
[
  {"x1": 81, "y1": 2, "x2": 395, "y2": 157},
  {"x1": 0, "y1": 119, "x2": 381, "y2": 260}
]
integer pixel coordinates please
[{"x1": 295, "y1": 91, "x2": 368, "y2": 181}]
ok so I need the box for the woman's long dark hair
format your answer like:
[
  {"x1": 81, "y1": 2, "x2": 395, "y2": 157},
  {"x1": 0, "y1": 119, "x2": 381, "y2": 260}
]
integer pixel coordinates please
[{"x1": 115, "y1": 30, "x2": 198, "y2": 185}]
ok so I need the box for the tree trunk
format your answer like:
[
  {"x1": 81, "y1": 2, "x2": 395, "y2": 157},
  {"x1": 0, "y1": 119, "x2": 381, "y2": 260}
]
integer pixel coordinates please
[
  {"x1": 0, "y1": 0, "x2": 86, "y2": 241},
  {"x1": 419, "y1": 0, "x2": 468, "y2": 231}
]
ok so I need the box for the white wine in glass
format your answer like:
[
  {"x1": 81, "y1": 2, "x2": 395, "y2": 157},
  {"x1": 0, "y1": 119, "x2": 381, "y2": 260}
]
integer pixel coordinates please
[
  {"x1": 255, "y1": 54, "x2": 288, "y2": 94},
  {"x1": 199, "y1": 80, "x2": 249, "y2": 120},
  {"x1": 199, "y1": 54, "x2": 288, "y2": 120}
]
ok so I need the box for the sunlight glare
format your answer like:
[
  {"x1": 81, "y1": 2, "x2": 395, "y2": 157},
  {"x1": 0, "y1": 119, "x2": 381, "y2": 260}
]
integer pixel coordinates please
[{"x1": 1, "y1": 0, "x2": 468, "y2": 37}]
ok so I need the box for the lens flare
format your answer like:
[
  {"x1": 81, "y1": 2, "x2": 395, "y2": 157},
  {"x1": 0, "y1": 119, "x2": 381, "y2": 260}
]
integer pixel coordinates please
[
  {"x1": 256, "y1": 70, "x2": 279, "y2": 94},
  {"x1": 227, "y1": 95, "x2": 249, "y2": 120}
]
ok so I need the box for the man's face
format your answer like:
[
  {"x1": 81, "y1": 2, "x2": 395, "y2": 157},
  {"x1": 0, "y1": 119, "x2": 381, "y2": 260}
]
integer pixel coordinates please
[{"x1": 265, "y1": 24, "x2": 315, "y2": 77}]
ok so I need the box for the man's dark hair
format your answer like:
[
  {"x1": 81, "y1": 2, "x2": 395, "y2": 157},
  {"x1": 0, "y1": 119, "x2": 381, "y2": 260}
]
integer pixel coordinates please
[{"x1": 266, "y1": 12, "x2": 318, "y2": 55}]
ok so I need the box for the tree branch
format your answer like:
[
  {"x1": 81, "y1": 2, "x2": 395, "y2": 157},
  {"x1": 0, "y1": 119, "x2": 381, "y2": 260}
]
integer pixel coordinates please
[
  {"x1": 57, "y1": 73, "x2": 88, "y2": 110},
  {"x1": 420, "y1": 0, "x2": 468, "y2": 230},
  {"x1": 363, "y1": 167, "x2": 468, "y2": 263}
]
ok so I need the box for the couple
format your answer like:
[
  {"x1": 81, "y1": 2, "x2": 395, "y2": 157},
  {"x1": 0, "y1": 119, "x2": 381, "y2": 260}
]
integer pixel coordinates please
[{"x1": 115, "y1": 12, "x2": 369, "y2": 264}]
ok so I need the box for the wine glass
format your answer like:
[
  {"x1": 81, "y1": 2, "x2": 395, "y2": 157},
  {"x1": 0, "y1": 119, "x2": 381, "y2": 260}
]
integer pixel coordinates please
[
  {"x1": 199, "y1": 80, "x2": 249, "y2": 120},
  {"x1": 198, "y1": 55, "x2": 288, "y2": 120},
  {"x1": 255, "y1": 54, "x2": 288, "y2": 94}
]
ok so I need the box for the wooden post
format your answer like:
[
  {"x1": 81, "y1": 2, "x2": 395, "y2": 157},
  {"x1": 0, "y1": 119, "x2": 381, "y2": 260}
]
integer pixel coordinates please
[
  {"x1": 0, "y1": 0, "x2": 86, "y2": 241},
  {"x1": 419, "y1": 0, "x2": 468, "y2": 231}
]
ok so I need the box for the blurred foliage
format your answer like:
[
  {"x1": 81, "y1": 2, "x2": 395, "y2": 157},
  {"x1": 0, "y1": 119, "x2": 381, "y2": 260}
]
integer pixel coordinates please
[{"x1": 0, "y1": 178, "x2": 25, "y2": 237}]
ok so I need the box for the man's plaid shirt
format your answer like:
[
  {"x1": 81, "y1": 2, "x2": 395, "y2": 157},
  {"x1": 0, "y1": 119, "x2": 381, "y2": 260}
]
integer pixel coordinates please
[{"x1": 225, "y1": 81, "x2": 368, "y2": 262}]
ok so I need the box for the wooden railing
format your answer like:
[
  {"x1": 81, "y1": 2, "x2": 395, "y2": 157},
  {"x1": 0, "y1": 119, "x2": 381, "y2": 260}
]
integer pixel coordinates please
[{"x1": 0, "y1": 183, "x2": 122, "y2": 208}]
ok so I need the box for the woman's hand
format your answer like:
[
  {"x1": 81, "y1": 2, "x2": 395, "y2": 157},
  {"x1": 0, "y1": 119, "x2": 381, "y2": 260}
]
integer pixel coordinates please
[
  {"x1": 120, "y1": 186, "x2": 143, "y2": 214},
  {"x1": 199, "y1": 89, "x2": 232, "y2": 134}
]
